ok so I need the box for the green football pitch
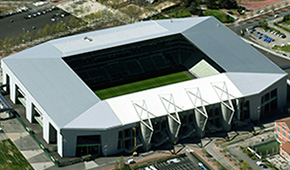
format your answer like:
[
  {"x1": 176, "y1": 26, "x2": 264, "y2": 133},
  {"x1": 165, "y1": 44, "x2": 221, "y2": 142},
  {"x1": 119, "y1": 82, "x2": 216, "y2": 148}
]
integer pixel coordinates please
[
  {"x1": 251, "y1": 140, "x2": 280, "y2": 157},
  {"x1": 95, "y1": 71, "x2": 194, "y2": 100}
]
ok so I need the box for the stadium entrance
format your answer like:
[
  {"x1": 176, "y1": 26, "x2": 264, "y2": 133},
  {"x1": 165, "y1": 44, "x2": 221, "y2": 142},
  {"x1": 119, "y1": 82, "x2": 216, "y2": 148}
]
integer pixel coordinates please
[{"x1": 76, "y1": 135, "x2": 102, "y2": 157}]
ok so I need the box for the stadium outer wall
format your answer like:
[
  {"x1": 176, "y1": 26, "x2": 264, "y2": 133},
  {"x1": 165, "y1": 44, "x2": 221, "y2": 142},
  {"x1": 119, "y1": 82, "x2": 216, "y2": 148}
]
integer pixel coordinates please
[{"x1": 1, "y1": 59, "x2": 288, "y2": 157}]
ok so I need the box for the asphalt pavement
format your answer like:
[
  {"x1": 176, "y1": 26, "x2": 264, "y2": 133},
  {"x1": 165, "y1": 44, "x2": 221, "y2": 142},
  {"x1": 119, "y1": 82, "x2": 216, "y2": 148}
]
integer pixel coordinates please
[
  {"x1": 205, "y1": 140, "x2": 234, "y2": 170},
  {"x1": 141, "y1": 154, "x2": 200, "y2": 170},
  {"x1": 230, "y1": 7, "x2": 290, "y2": 37},
  {"x1": 228, "y1": 147, "x2": 262, "y2": 170},
  {"x1": 0, "y1": 6, "x2": 70, "y2": 40},
  {"x1": 1, "y1": 2, "x2": 290, "y2": 170}
]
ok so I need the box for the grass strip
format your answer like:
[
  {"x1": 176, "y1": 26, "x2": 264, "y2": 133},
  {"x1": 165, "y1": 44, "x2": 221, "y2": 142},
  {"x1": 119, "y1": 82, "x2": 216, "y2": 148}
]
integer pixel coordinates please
[{"x1": 0, "y1": 139, "x2": 33, "y2": 170}]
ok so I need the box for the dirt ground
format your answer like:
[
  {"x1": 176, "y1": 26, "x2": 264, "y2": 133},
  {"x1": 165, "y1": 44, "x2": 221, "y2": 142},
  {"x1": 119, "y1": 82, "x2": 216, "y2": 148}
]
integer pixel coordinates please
[{"x1": 240, "y1": 0, "x2": 281, "y2": 10}]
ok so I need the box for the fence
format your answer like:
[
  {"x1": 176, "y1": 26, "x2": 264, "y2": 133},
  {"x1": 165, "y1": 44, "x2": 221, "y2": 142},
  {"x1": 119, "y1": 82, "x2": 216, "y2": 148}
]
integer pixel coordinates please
[
  {"x1": 248, "y1": 139, "x2": 279, "y2": 159},
  {"x1": 190, "y1": 152, "x2": 212, "y2": 170}
]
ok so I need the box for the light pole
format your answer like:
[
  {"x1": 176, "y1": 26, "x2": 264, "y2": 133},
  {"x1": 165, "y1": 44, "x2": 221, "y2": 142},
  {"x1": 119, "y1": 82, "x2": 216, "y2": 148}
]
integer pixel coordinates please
[
  {"x1": 133, "y1": 127, "x2": 137, "y2": 156},
  {"x1": 22, "y1": 28, "x2": 25, "y2": 43}
]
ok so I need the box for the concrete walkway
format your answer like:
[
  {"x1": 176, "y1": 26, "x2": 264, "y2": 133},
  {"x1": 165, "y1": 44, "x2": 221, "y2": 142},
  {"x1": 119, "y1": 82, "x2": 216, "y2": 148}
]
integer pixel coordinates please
[
  {"x1": 205, "y1": 140, "x2": 234, "y2": 170},
  {"x1": 1, "y1": 119, "x2": 54, "y2": 170}
]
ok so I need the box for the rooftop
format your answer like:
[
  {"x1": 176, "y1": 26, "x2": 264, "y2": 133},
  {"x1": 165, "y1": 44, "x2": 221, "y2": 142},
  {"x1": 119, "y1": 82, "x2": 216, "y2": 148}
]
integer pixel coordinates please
[
  {"x1": 2, "y1": 17, "x2": 286, "y2": 129},
  {"x1": 281, "y1": 141, "x2": 290, "y2": 154},
  {"x1": 277, "y1": 117, "x2": 290, "y2": 128}
]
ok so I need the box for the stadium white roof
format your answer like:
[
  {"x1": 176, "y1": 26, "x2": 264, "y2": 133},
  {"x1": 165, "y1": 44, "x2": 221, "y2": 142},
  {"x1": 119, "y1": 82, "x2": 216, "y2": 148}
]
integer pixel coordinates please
[{"x1": 2, "y1": 17, "x2": 286, "y2": 129}]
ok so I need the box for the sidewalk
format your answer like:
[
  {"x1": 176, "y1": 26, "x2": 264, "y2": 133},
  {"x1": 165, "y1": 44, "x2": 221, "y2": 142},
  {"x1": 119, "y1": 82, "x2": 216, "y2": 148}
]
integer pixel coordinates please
[
  {"x1": 1, "y1": 118, "x2": 54, "y2": 170},
  {"x1": 191, "y1": 147, "x2": 220, "y2": 170},
  {"x1": 212, "y1": 144, "x2": 241, "y2": 170}
]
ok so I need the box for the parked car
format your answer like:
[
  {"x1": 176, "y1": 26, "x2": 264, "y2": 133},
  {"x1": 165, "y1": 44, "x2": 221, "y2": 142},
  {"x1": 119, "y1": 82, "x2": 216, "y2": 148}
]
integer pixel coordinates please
[
  {"x1": 198, "y1": 162, "x2": 207, "y2": 170},
  {"x1": 167, "y1": 158, "x2": 180, "y2": 164},
  {"x1": 128, "y1": 159, "x2": 136, "y2": 164}
]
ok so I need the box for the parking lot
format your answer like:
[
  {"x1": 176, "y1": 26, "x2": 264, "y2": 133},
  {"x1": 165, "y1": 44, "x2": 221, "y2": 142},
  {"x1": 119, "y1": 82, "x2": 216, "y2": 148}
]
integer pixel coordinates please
[
  {"x1": 139, "y1": 155, "x2": 201, "y2": 170},
  {"x1": 249, "y1": 27, "x2": 288, "y2": 49},
  {"x1": 0, "y1": 5, "x2": 71, "y2": 40},
  {"x1": 245, "y1": 16, "x2": 290, "y2": 57}
]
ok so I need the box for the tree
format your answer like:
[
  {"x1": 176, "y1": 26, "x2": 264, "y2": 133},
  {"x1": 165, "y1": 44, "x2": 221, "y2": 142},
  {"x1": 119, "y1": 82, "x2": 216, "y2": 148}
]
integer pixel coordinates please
[
  {"x1": 124, "y1": 5, "x2": 141, "y2": 23},
  {"x1": 111, "y1": 0, "x2": 122, "y2": 9},
  {"x1": 68, "y1": 17, "x2": 83, "y2": 28},
  {"x1": 36, "y1": 29, "x2": 44, "y2": 39},
  {"x1": 43, "y1": 24, "x2": 51, "y2": 37},
  {"x1": 240, "y1": 160, "x2": 250, "y2": 170},
  {"x1": 259, "y1": 18, "x2": 268, "y2": 29},
  {"x1": 119, "y1": 156, "x2": 125, "y2": 169},
  {"x1": 23, "y1": 31, "x2": 32, "y2": 43},
  {"x1": 218, "y1": 0, "x2": 238, "y2": 9},
  {"x1": 114, "y1": 160, "x2": 119, "y2": 170},
  {"x1": 55, "y1": 22, "x2": 66, "y2": 33},
  {"x1": 3, "y1": 37, "x2": 13, "y2": 53},
  {"x1": 98, "y1": 0, "x2": 105, "y2": 3},
  {"x1": 13, "y1": 35, "x2": 22, "y2": 46},
  {"x1": 185, "y1": 0, "x2": 194, "y2": 7},
  {"x1": 206, "y1": 0, "x2": 217, "y2": 9},
  {"x1": 0, "y1": 39, "x2": 3, "y2": 51},
  {"x1": 283, "y1": 15, "x2": 290, "y2": 22},
  {"x1": 189, "y1": 2, "x2": 199, "y2": 15}
]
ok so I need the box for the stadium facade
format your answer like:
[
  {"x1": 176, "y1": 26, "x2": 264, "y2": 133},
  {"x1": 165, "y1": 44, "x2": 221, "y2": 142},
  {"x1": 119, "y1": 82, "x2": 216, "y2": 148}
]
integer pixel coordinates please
[{"x1": 1, "y1": 17, "x2": 287, "y2": 157}]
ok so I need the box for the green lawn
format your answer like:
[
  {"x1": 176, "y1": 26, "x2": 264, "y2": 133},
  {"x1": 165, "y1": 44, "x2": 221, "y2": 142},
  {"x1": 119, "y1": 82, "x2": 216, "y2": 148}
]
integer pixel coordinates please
[
  {"x1": 275, "y1": 22, "x2": 290, "y2": 33},
  {"x1": 273, "y1": 45, "x2": 290, "y2": 52},
  {"x1": 285, "y1": 20, "x2": 290, "y2": 25},
  {"x1": 251, "y1": 140, "x2": 280, "y2": 157},
  {"x1": 149, "y1": 5, "x2": 192, "y2": 20},
  {"x1": 0, "y1": 139, "x2": 33, "y2": 170},
  {"x1": 203, "y1": 9, "x2": 235, "y2": 23},
  {"x1": 163, "y1": 5, "x2": 192, "y2": 18},
  {"x1": 95, "y1": 71, "x2": 194, "y2": 99}
]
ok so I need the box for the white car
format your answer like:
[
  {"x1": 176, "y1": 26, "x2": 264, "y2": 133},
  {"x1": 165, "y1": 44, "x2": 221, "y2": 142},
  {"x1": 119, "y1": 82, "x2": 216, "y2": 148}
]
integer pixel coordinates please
[
  {"x1": 128, "y1": 159, "x2": 136, "y2": 164},
  {"x1": 166, "y1": 158, "x2": 180, "y2": 164}
]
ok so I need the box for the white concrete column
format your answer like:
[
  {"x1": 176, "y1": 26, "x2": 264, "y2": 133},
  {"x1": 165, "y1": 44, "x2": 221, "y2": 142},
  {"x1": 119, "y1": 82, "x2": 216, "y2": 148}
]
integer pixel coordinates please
[
  {"x1": 2, "y1": 70, "x2": 6, "y2": 90},
  {"x1": 57, "y1": 131, "x2": 63, "y2": 157},
  {"x1": 26, "y1": 100, "x2": 32, "y2": 123},
  {"x1": 10, "y1": 80, "x2": 16, "y2": 103},
  {"x1": 167, "y1": 113, "x2": 181, "y2": 142},
  {"x1": 43, "y1": 115, "x2": 49, "y2": 143},
  {"x1": 194, "y1": 109, "x2": 206, "y2": 137},
  {"x1": 140, "y1": 122, "x2": 153, "y2": 151},
  {"x1": 220, "y1": 103, "x2": 232, "y2": 131}
]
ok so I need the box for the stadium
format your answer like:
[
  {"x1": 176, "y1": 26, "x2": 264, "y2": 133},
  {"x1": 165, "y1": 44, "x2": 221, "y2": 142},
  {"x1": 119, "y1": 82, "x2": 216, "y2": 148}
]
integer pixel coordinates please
[{"x1": 1, "y1": 16, "x2": 287, "y2": 157}]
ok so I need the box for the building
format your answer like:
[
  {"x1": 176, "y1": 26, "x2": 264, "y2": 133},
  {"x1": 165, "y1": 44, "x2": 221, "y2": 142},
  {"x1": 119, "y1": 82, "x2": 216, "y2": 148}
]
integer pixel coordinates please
[
  {"x1": 280, "y1": 142, "x2": 290, "y2": 162},
  {"x1": 275, "y1": 117, "x2": 290, "y2": 144},
  {"x1": 275, "y1": 117, "x2": 290, "y2": 161},
  {"x1": 1, "y1": 17, "x2": 287, "y2": 157}
]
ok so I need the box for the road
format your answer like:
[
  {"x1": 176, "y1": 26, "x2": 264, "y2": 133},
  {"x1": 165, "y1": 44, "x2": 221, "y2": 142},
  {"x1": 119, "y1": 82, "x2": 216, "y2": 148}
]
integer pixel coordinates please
[
  {"x1": 205, "y1": 140, "x2": 234, "y2": 170},
  {"x1": 230, "y1": 7, "x2": 290, "y2": 36},
  {"x1": 144, "y1": 154, "x2": 200, "y2": 170},
  {"x1": 228, "y1": 146, "x2": 262, "y2": 170}
]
